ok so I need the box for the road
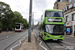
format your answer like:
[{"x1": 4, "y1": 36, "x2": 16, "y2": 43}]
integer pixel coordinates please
[
  {"x1": 0, "y1": 32, "x2": 17, "y2": 41},
  {"x1": 34, "y1": 29, "x2": 75, "y2": 50},
  {"x1": 0, "y1": 30, "x2": 28, "y2": 50},
  {"x1": 1, "y1": 29, "x2": 74, "y2": 50}
]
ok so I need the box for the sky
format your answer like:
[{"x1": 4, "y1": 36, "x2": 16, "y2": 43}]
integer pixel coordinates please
[{"x1": 0, "y1": 0, "x2": 56, "y2": 25}]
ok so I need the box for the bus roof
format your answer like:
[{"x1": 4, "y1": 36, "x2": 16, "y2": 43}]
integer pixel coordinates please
[{"x1": 45, "y1": 9, "x2": 62, "y2": 11}]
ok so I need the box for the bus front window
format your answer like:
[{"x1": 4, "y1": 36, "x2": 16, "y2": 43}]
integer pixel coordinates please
[
  {"x1": 16, "y1": 24, "x2": 20, "y2": 29},
  {"x1": 45, "y1": 25, "x2": 64, "y2": 35}
]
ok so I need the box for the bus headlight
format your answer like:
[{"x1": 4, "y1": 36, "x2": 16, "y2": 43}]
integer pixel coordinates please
[
  {"x1": 44, "y1": 34, "x2": 49, "y2": 37},
  {"x1": 60, "y1": 35, "x2": 64, "y2": 38}
]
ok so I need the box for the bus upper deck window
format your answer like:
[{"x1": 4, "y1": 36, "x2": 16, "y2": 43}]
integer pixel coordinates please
[{"x1": 53, "y1": 13, "x2": 61, "y2": 17}]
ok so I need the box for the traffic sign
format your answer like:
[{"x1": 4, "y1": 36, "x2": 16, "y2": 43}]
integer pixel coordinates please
[{"x1": 29, "y1": 14, "x2": 32, "y2": 17}]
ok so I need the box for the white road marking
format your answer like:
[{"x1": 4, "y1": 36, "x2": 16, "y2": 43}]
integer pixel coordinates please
[
  {"x1": 39, "y1": 41, "x2": 47, "y2": 50},
  {"x1": 10, "y1": 40, "x2": 21, "y2": 50},
  {"x1": 34, "y1": 32, "x2": 47, "y2": 50},
  {"x1": 62, "y1": 41, "x2": 75, "y2": 46},
  {"x1": 7, "y1": 36, "x2": 8, "y2": 38},
  {"x1": 10, "y1": 34, "x2": 28, "y2": 50}
]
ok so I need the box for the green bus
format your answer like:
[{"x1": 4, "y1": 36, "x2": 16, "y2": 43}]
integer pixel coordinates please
[{"x1": 39, "y1": 9, "x2": 64, "y2": 41}]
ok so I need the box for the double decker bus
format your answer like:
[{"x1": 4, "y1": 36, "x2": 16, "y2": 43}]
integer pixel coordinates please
[
  {"x1": 39, "y1": 9, "x2": 64, "y2": 41},
  {"x1": 15, "y1": 23, "x2": 23, "y2": 32}
]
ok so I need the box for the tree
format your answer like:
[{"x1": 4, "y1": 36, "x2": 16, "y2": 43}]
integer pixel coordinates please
[
  {"x1": 13, "y1": 11, "x2": 29, "y2": 29},
  {"x1": 0, "y1": 2, "x2": 14, "y2": 30},
  {"x1": 0, "y1": 2, "x2": 12, "y2": 20},
  {"x1": 0, "y1": 22, "x2": 2, "y2": 28},
  {"x1": 13, "y1": 11, "x2": 23, "y2": 23},
  {"x1": 22, "y1": 18, "x2": 29, "y2": 28},
  {"x1": 0, "y1": 2, "x2": 29, "y2": 30}
]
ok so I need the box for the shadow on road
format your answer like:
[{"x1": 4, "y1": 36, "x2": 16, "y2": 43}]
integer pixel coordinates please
[{"x1": 43, "y1": 40, "x2": 63, "y2": 43}]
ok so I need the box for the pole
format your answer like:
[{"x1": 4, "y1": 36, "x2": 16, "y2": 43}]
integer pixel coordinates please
[
  {"x1": 32, "y1": 12, "x2": 34, "y2": 31},
  {"x1": 28, "y1": 0, "x2": 32, "y2": 42}
]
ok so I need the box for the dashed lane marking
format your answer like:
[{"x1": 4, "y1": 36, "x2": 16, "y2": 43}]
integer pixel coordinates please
[{"x1": 7, "y1": 36, "x2": 9, "y2": 38}]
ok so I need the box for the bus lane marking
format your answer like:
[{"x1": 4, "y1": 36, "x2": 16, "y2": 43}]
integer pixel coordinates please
[{"x1": 35, "y1": 32, "x2": 47, "y2": 50}]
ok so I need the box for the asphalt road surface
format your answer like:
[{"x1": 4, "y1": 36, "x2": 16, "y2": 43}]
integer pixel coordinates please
[
  {"x1": 34, "y1": 29, "x2": 75, "y2": 50},
  {"x1": 0, "y1": 30, "x2": 28, "y2": 50},
  {"x1": 0, "y1": 32, "x2": 17, "y2": 41}
]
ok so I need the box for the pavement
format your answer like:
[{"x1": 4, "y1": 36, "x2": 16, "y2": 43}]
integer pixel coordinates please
[
  {"x1": 65, "y1": 33, "x2": 75, "y2": 38},
  {"x1": 15, "y1": 30, "x2": 38, "y2": 50}
]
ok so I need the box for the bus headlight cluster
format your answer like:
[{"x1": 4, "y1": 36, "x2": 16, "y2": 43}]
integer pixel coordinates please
[
  {"x1": 44, "y1": 34, "x2": 49, "y2": 37},
  {"x1": 60, "y1": 35, "x2": 64, "y2": 38}
]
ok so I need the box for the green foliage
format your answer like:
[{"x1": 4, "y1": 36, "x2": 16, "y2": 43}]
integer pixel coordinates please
[
  {"x1": 0, "y1": 2, "x2": 29, "y2": 31},
  {"x1": 13, "y1": 11, "x2": 28, "y2": 29}
]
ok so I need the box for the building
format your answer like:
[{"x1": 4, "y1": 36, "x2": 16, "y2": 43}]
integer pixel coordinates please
[
  {"x1": 63, "y1": 3, "x2": 75, "y2": 37},
  {"x1": 53, "y1": 0, "x2": 70, "y2": 10},
  {"x1": 53, "y1": 0, "x2": 75, "y2": 37},
  {"x1": 53, "y1": 0, "x2": 75, "y2": 10}
]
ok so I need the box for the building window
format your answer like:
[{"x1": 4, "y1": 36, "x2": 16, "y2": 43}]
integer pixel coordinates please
[
  {"x1": 70, "y1": 0, "x2": 72, "y2": 4},
  {"x1": 72, "y1": 14, "x2": 73, "y2": 21},
  {"x1": 66, "y1": 16, "x2": 72, "y2": 22},
  {"x1": 62, "y1": 0, "x2": 68, "y2": 2},
  {"x1": 57, "y1": 4, "x2": 58, "y2": 9},
  {"x1": 66, "y1": 26, "x2": 72, "y2": 35},
  {"x1": 73, "y1": 0, "x2": 75, "y2": 2},
  {"x1": 66, "y1": 16, "x2": 68, "y2": 22},
  {"x1": 72, "y1": 13, "x2": 75, "y2": 21},
  {"x1": 74, "y1": 25, "x2": 75, "y2": 33}
]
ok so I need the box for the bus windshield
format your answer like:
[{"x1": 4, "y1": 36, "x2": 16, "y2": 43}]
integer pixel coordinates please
[
  {"x1": 45, "y1": 25, "x2": 64, "y2": 35},
  {"x1": 15, "y1": 24, "x2": 20, "y2": 29},
  {"x1": 45, "y1": 11, "x2": 63, "y2": 17}
]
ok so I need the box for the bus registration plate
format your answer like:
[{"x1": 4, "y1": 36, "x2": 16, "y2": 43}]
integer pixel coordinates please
[{"x1": 53, "y1": 39, "x2": 57, "y2": 40}]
